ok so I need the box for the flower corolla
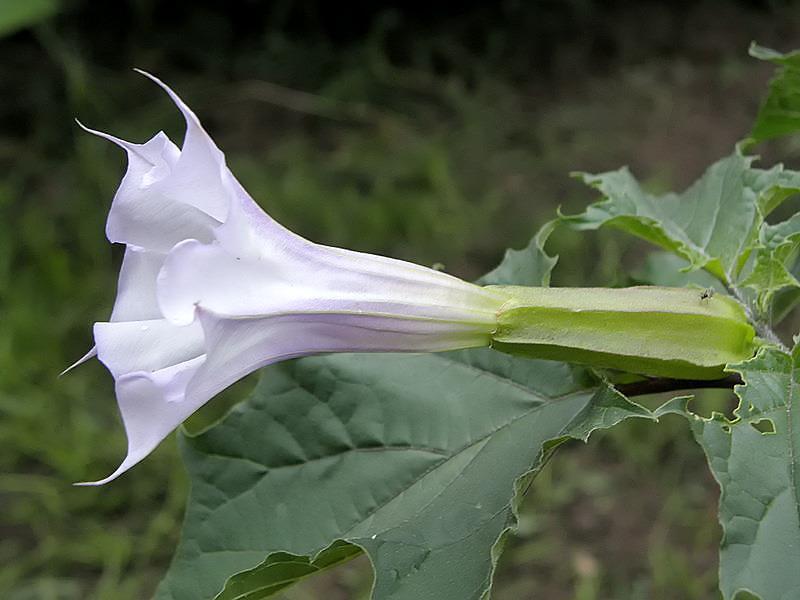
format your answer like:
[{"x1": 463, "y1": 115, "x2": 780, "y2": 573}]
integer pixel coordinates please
[{"x1": 72, "y1": 71, "x2": 506, "y2": 484}]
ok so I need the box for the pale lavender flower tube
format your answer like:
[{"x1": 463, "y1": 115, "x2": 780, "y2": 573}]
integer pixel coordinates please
[{"x1": 72, "y1": 72, "x2": 506, "y2": 484}]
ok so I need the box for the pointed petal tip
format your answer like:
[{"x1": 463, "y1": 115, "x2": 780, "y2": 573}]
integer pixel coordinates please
[
  {"x1": 74, "y1": 118, "x2": 112, "y2": 140},
  {"x1": 73, "y1": 472, "x2": 123, "y2": 487},
  {"x1": 59, "y1": 346, "x2": 97, "y2": 377},
  {"x1": 133, "y1": 68, "x2": 209, "y2": 139},
  {"x1": 73, "y1": 450, "x2": 146, "y2": 486},
  {"x1": 74, "y1": 119, "x2": 140, "y2": 153},
  {"x1": 133, "y1": 68, "x2": 191, "y2": 111},
  {"x1": 73, "y1": 479, "x2": 107, "y2": 487},
  {"x1": 132, "y1": 67, "x2": 162, "y2": 86}
]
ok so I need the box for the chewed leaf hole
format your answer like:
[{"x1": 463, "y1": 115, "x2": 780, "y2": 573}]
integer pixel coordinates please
[
  {"x1": 685, "y1": 389, "x2": 738, "y2": 420},
  {"x1": 750, "y1": 418, "x2": 776, "y2": 435}
]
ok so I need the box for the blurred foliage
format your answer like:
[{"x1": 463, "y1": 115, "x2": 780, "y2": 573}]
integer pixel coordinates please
[
  {"x1": 0, "y1": 0, "x2": 59, "y2": 38},
  {"x1": 747, "y1": 43, "x2": 800, "y2": 145},
  {"x1": 1, "y1": 1, "x2": 799, "y2": 599}
]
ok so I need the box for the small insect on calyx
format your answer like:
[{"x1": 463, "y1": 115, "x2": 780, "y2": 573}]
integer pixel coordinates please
[{"x1": 699, "y1": 288, "x2": 715, "y2": 302}]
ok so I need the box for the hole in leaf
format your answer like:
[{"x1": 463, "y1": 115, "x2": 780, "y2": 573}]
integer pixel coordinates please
[
  {"x1": 685, "y1": 389, "x2": 737, "y2": 420},
  {"x1": 750, "y1": 418, "x2": 775, "y2": 435},
  {"x1": 721, "y1": 424, "x2": 731, "y2": 434}
]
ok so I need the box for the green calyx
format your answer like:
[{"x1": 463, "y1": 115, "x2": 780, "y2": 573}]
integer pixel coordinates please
[{"x1": 488, "y1": 285, "x2": 757, "y2": 380}]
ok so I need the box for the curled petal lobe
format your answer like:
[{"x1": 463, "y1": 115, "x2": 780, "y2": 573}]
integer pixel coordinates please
[
  {"x1": 93, "y1": 319, "x2": 205, "y2": 378},
  {"x1": 109, "y1": 247, "x2": 165, "y2": 322},
  {"x1": 84, "y1": 122, "x2": 219, "y2": 252},
  {"x1": 134, "y1": 69, "x2": 231, "y2": 222},
  {"x1": 76, "y1": 356, "x2": 206, "y2": 486}
]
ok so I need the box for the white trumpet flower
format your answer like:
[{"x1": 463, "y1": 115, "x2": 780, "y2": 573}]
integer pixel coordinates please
[{"x1": 72, "y1": 71, "x2": 506, "y2": 485}]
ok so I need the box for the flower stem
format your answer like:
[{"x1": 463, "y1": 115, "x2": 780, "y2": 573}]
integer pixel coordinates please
[
  {"x1": 726, "y1": 282, "x2": 789, "y2": 352},
  {"x1": 616, "y1": 373, "x2": 743, "y2": 397}
]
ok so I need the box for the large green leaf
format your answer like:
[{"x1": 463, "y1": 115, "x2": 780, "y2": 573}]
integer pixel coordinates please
[
  {"x1": 568, "y1": 153, "x2": 795, "y2": 285},
  {"x1": 689, "y1": 346, "x2": 800, "y2": 600},
  {"x1": 156, "y1": 352, "x2": 657, "y2": 600},
  {"x1": 155, "y1": 227, "x2": 663, "y2": 600},
  {"x1": 748, "y1": 44, "x2": 800, "y2": 145},
  {"x1": 567, "y1": 153, "x2": 800, "y2": 317}
]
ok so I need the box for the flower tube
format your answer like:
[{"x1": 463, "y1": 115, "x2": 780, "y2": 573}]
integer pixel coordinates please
[{"x1": 72, "y1": 72, "x2": 507, "y2": 485}]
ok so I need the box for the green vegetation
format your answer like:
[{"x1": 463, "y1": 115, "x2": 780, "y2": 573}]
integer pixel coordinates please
[{"x1": 2, "y1": 2, "x2": 799, "y2": 599}]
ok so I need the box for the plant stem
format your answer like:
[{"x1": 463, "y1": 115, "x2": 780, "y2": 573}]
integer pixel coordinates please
[
  {"x1": 727, "y1": 282, "x2": 789, "y2": 352},
  {"x1": 617, "y1": 373, "x2": 743, "y2": 397}
]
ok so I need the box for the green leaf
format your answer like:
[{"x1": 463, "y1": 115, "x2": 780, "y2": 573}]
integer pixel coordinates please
[
  {"x1": 0, "y1": 0, "x2": 59, "y2": 38},
  {"x1": 568, "y1": 153, "x2": 800, "y2": 320},
  {"x1": 156, "y1": 230, "x2": 656, "y2": 600},
  {"x1": 739, "y1": 222, "x2": 800, "y2": 309},
  {"x1": 567, "y1": 153, "x2": 792, "y2": 285},
  {"x1": 477, "y1": 219, "x2": 557, "y2": 287},
  {"x1": 631, "y1": 251, "x2": 724, "y2": 290},
  {"x1": 747, "y1": 43, "x2": 800, "y2": 145},
  {"x1": 754, "y1": 166, "x2": 800, "y2": 217},
  {"x1": 770, "y1": 285, "x2": 800, "y2": 326},
  {"x1": 740, "y1": 202, "x2": 800, "y2": 312},
  {"x1": 689, "y1": 346, "x2": 800, "y2": 600},
  {"x1": 215, "y1": 541, "x2": 362, "y2": 600},
  {"x1": 157, "y1": 352, "x2": 656, "y2": 600}
]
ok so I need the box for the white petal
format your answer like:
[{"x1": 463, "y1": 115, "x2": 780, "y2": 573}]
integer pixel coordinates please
[
  {"x1": 79, "y1": 121, "x2": 221, "y2": 252},
  {"x1": 94, "y1": 319, "x2": 205, "y2": 378},
  {"x1": 157, "y1": 238, "x2": 305, "y2": 325},
  {"x1": 75, "y1": 356, "x2": 206, "y2": 486},
  {"x1": 136, "y1": 69, "x2": 231, "y2": 222},
  {"x1": 85, "y1": 306, "x2": 493, "y2": 486},
  {"x1": 213, "y1": 177, "x2": 308, "y2": 260},
  {"x1": 186, "y1": 308, "x2": 492, "y2": 406},
  {"x1": 157, "y1": 220, "x2": 503, "y2": 327},
  {"x1": 109, "y1": 247, "x2": 165, "y2": 321},
  {"x1": 107, "y1": 185, "x2": 220, "y2": 253},
  {"x1": 76, "y1": 119, "x2": 177, "y2": 184},
  {"x1": 213, "y1": 185, "x2": 477, "y2": 293}
]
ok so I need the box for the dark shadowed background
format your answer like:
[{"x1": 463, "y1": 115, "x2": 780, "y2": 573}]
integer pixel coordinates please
[{"x1": 2, "y1": 1, "x2": 799, "y2": 598}]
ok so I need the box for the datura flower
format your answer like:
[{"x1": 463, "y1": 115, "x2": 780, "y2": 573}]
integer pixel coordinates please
[
  {"x1": 73, "y1": 72, "x2": 757, "y2": 485},
  {"x1": 72, "y1": 71, "x2": 507, "y2": 485}
]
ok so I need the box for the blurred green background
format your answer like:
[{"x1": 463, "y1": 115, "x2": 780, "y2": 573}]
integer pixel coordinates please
[{"x1": 2, "y1": 1, "x2": 799, "y2": 598}]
